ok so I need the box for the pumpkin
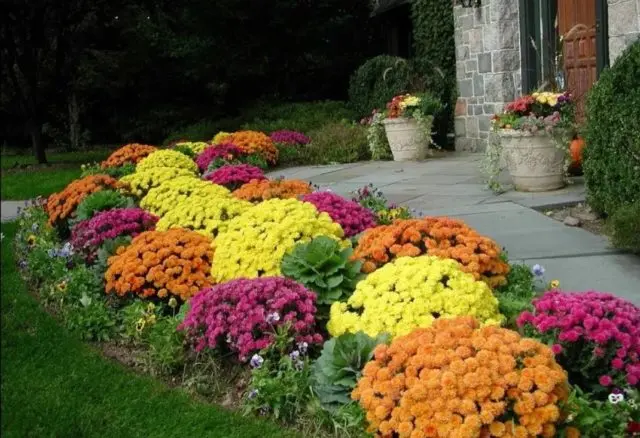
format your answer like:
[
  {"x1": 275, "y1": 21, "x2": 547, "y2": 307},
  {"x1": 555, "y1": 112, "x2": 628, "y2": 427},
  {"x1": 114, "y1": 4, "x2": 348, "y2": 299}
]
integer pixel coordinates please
[{"x1": 570, "y1": 137, "x2": 585, "y2": 166}]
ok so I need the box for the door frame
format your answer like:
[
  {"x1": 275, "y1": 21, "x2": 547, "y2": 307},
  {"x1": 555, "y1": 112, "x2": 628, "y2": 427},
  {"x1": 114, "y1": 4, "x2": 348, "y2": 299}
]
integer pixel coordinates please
[{"x1": 519, "y1": 0, "x2": 609, "y2": 94}]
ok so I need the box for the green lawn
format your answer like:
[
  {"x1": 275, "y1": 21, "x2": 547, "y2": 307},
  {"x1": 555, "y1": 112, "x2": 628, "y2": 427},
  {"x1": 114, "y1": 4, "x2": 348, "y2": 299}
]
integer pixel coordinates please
[
  {"x1": 0, "y1": 221, "x2": 297, "y2": 438},
  {"x1": 1, "y1": 149, "x2": 114, "y2": 200}
]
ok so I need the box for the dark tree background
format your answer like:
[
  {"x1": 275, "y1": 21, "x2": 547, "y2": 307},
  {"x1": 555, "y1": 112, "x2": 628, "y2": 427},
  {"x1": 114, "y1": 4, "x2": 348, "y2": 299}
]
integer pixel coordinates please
[{"x1": 0, "y1": 0, "x2": 375, "y2": 162}]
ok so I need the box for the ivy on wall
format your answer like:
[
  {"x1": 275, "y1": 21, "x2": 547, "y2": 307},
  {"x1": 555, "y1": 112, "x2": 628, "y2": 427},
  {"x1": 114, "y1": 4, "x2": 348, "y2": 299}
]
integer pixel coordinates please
[{"x1": 411, "y1": 0, "x2": 457, "y2": 149}]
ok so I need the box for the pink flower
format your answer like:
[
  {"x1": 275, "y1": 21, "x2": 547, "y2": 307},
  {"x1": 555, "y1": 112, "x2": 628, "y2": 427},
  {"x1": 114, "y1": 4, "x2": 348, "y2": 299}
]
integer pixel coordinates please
[
  {"x1": 270, "y1": 130, "x2": 310, "y2": 146},
  {"x1": 599, "y1": 375, "x2": 613, "y2": 386},
  {"x1": 203, "y1": 164, "x2": 266, "y2": 190},
  {"x1": 551, "y1": 344, "x2": 563, "y2": 355},
  {"x1": 196, "y1": 143, "x2": 245, "y2": 172},
  {"x1": 612, "y1": 358, "x2": 625, "y2": 370},
  {"x1": 301, "y1": 192, "x2": 376, "y2": 237},
  {"x1": 627, "y1": 374, "x2": 638, "y2": 386}
]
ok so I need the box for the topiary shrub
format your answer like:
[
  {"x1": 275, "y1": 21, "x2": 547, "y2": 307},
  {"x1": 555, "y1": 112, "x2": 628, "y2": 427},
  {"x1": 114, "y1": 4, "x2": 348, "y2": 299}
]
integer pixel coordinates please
[
  {"x1": 583, "y1": 40, "x2": 640, "y2": 216},
  {"x1": 608, "y1": 200, "x2": 640, "y2": 253},
  {"x1": 348, "y1": 55, "x2": 416, "y2": 117}
]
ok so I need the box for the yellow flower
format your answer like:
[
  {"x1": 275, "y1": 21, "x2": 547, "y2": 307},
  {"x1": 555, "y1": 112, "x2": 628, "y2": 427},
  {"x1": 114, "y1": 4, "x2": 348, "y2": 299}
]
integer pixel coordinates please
[
  {"x1": 140, "y1": 176, "x2": 231, "y2": 216},
  {"x1": 211, "y1": 131, "x2": 231, "y2": 144},
  {"x1": 175, "y1": 141, "x2": 209, "y2": 154},
  {"x1": 550, "y1": 280, "x2": 560, "y2": 289},
  {"x1": 135, "y1": 318, "x2": 146, "y2": 333},
  {"x1": 27, "y1": 234, "x2": 37, "y2": 246},
  {"x1": 147, "y1": 303, "x2": 156, "y2": 312},
  {"x1": 56, "y1": 281, "x2": 68, "y2": 292},
  {"x1": 168, "y1": 297, "x2": 178, "y2": 308},
  {"x1": 120, "y1": 167, "x2": 197, "y2": 198},
  {"x1": 136, "y1": 149, "x2": 198, "y2": 173}
]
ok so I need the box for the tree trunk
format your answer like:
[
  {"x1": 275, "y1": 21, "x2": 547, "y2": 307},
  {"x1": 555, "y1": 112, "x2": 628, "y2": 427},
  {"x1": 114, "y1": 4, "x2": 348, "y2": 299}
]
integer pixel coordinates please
[
  {"x1": 27, "y1": 118, "x2": 47, "y2": 164},
  {"x1": 68, "y1": 91, "x2": 81, "y2": 150}
]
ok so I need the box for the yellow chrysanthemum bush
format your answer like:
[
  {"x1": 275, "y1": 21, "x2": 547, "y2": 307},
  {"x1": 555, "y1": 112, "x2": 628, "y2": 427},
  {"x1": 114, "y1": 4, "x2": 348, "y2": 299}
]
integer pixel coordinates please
[
  {"x1": 212, "y1": 198, "x2": 345, "y2": 282},
  {"x1": 211, "y1": 131, "x2": 232, "y2": 144},
  {"x1": 174, "y1": 141, "x2": 210, "y2": 155},
  {"x1": 156, "y1": 196, "x2": 252, "y2": 237},
  {"x1": 327, "y1": 256, "x2": 503, "y2": 339},
  {"x1": 140, "y1": 176, "x2": 231, "y2": 216},
  {"x1": 120, "y1": 167, "x2": 197, "y2": 198},
  {"x1": 136, "y1": 149, "x2": 198, "y2": 173},
  {"x1": 353, "y1": 317, "x2": 571, "y2": 438}
]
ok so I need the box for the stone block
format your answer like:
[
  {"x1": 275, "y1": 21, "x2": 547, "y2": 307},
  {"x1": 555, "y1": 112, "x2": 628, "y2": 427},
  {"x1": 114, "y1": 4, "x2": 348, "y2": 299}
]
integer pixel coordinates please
[
  {"x1": 474, "y1": 105, "x2": 484, "y2": 115},
  {"x1": 465, "y1": 59, "x2": 478, "y2": 74},
  {"x1": 478, "y1": 52, "x2": 492, "y2": 73},
  {"x1": 483, "y1": 103, "x2": 496, "y2": 114},
  {"x1": 492, "y1": 50, "x2": 520, "y2": 72},
  {"x1": 500, "y1": 21, "x2": 519, "y2": 49},
  {"x1": 609, "y1": 33, "x2": 640, "y2": 63},
  {"x1": 455, "y1": 136, "x2": 475, "y2": 152},
  {"x1": 484, "y1": 73, "x2": 515, "y2": 103},
  {"x1": 469, "y1": 28, "x2": 484, "y2": 53},
  {"x1": 459, "y1": 14, "x2": 474, "y2": 31},
  {"x1": 459, "y1": 79, "x2": 473, "y2": 98},
  {"x1": 473, "y1": 8, "x2": 486, "y2": 27},
  {"x1": 478, "y1": 115, "x2": 491, "y2": 132},
  {"x1": 455, "y1": 99, "x2": 468, "y2": 116},
  {"x1": 466, "y1": 117, "x2": 480, "y2": 138},
  {"x1": 473, "y1": 73, "x2": 485, "y2": 96},
  {"x1": 455, "y1": 117, "x2": 467, "y2": 136},
  {"x1": 456, "y1": 44, "x2": 470, "y2": 60},
  {"x1": 490, "y1": 0, "x2": 519, "y2": 23},
  {"x1": 456, "y1": 61, "x2": 467, "y2": 80},
  {"x1": 608, "y1": 0, "x2": 640, "y2": 37}
]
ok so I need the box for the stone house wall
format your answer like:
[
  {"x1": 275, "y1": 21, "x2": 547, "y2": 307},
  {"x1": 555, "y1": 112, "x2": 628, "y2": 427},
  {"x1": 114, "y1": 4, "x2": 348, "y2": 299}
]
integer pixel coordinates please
[
  {"x1": 453, "y1": 1, "x2": 522, "y2": 152},
  {"x1": 608, "y1": 0, "x2": 640, "y2": 62}
]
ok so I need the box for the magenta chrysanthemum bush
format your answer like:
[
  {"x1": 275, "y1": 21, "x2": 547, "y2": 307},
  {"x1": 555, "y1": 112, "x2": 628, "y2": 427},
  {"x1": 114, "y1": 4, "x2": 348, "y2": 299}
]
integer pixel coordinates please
[
  {"x1": 70, "y1": 208, "x2": 158, "y2": 262},
  {"x1": 302, "y1": 191, "x2": 376, "y2": 237},
  {"x1": 195, "y1": 143, "x2": 245, "y2": 172},
  {"x1": 179, "y1": 277, "x2": 323, "y2": 362},
  {"x1": 203, "y1": 164, "x2": 266, "y2": 191},
  {"x1": 517, "y1": 290, "x2": 640, "y2": 390},
  {"x1": 270, "y1": 130, "x2": 310, "y2": 145}
]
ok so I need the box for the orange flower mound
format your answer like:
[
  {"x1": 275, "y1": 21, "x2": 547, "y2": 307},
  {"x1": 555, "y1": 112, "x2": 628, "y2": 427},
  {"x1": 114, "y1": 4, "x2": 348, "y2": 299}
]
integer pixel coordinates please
[
  {"x1": 45, "y1": 174, "x2": 121, "y2": 225},
  {"x1": 353, "y1": 217, "x2": 509, "y2": 288},
  {"x1": 353, "y1": 317, "x2": 570, "y2": 438},
  {"x1": 224, "y1": 131, "x2": 278, "y2": 163},
  {"x1": 105, "y1": 229, "x2": 214, "y2": 301},
  {"x1": 101, "y1": 143, "x2": 157, "y2": 168},
  {"x1": 232, "y1": 179, "x2": 313, "y2": 203}
]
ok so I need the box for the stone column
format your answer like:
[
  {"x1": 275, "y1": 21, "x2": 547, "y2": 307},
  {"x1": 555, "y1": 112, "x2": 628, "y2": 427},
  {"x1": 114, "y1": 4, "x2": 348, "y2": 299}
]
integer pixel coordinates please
[
  {"x1": 608, "y1": 0, "x2": 640, "y2": 63},
  {"x1": 453, "y1": 0, "x2": 522, "y2": 152}
]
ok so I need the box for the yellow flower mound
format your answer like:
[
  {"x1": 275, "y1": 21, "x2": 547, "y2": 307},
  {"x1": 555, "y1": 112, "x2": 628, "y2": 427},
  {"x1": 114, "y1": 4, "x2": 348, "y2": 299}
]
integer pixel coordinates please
[
  {"x1": 212, "y1": 198, "x2": 345, "y2": 282},
  {"x1": 120, "y1": 168, "x2": 197, "y2": 198},
  {"x1": 327, "y1": 255, "x2": 504, "y2": 339},
  {"x1": 140, "y1": 176, "x2": 231, "y2": 216},
  {"x1": 136, "y1": 149, "x2": 198, "y2": 173},
  {"x1": 156, "y1": 196, "x2": 252, "y2": 237},
  {"x1": 211, "y1": 131, "x2": 232, "y2": 144},
  {"x1": 175, "y1": 141, "x2": 210, "y2": 155}
]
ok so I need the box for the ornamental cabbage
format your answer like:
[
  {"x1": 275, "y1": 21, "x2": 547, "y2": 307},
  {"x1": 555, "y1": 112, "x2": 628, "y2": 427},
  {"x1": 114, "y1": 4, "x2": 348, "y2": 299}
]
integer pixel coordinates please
[
  {"x1": 212, "y1": 198, "x2": 345, "y2": 282},
  {"x1": 327, "y1": 255, "x2": 504, "y2": 338},
  {"x1": 140, "y1": 176, "x2": 231, "y2": 216}
]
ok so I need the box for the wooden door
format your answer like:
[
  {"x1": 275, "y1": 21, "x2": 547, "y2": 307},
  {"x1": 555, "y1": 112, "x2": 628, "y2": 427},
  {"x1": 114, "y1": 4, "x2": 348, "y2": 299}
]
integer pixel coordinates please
[{"x1": 557, "y1": 0, "x2": 598, "y2": 121}]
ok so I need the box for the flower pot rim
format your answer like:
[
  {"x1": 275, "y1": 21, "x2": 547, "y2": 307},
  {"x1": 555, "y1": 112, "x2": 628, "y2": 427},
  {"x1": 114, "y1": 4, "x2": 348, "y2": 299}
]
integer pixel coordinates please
[
  {"x1": 497, "y1": 128, "x2": 550, "y2": 138},
  {"x1": 382, "y1": 117, "x2": 417, "y2": 125}
]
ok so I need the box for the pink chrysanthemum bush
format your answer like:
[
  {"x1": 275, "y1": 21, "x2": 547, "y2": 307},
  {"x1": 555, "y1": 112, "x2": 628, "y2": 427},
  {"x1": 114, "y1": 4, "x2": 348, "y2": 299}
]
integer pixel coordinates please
[
  {"x1": 302, "y1": 192, "x2": 377, "y2": 238},
  {"x1": 196, "y1": 143, "x2": 245, "y2": 172},
  {"x1": 70, "y1": 208, "x2": 158, "y2": 263},
  {"x1": 518, "y1": 290, "x2": 640, "y2": 391},
  {"x1": 179, "y1": 277, "x2": 323, "y2": 362},
  {"x1": 203, "y1": 164, "x2": 266, "y2": 190},
  {"x1": 270, "y1": 130, "x2": 310, "y2": 145}
]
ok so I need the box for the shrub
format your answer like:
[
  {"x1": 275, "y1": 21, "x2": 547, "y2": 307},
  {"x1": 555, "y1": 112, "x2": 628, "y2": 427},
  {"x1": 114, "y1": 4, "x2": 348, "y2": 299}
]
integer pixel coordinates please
[
  {"x1": 195, "y1": 143, "x2": 245, "y2": 172},
  {"x1": 281, "y1": 236, "x2": 363, "y2": 313},
  {"x1": 517, "y1": 291, "x2": 640, "y2": 391},
  {"x1": 212, "y1": 198, "x2": 344, "y2": 282},
  {"x1": 74, "y1": 190, "x2": 134, "y2": 222},
  {"x1": 156, "y1": 196, "x2": 252, "y2": 237},
  {"x1": 119, "y1": 167, "x2": 198, "y2": 198},
  {"x1": 179, "y1": 277, "x2": 323, "y2": 362},
  {"x1": 327, "y1": 256, "x2": 503, "y2": 338},
  {"x1": 223, "y1": 131, "x2": 278, "y2": 164},
  {"x1": 353, "y1": 217, "x2": 510, "y2": 288},
  {"x1": 163, "y1": 118, "x2": 241, "y2": 145},
  {"x1": 609, "y1": 200, "x2": 640, "y2": 253},
  {"x1": 305, "y1": 122, "x2": 370, "y2": 164},
  {"x1": 136, "y1": 149, "x2": 198, "y2": 173},
  {"x1": 348, "y1": 56, "x2": 416, "y2": 117},
  {"x1": 302, "y1": 192, "x2": 376, "y2": 238},
  {"x1": 313, "y1": 332, "x2": 389, "y2": 409},
  {"x1": 173, "y1": 141, "x2": 210, "y2": 155},
  {"x1": 45, "y1": 174, "x2": 121, "y2": 226},
  {"x1": 139, "y1": 176, "x2": 230, "y2": 217},
  {"x1": 203, "y1": 164, "x2": 266, "y2": 191},
  {"x1": 70, "y1": 208, "x2": 159, "y2": 263},
  {"x1": 101, "y1": 143, "x2": 157, "y2": 168},
  {"x1": 81, "y1": 162, "x2": 136, "y2": 179},
  {"x1": 105, "y1": 228, "x2": 214, "y2": 301},
  {"x1": 583, "y1": 40, "x2": 640, "y2": 216},
  {"x1": 352, "y1": 317, "x2": 570, "y2": 437},
  {"x1": 232, "y1": 178, "x2": 312, "y2": 203}
]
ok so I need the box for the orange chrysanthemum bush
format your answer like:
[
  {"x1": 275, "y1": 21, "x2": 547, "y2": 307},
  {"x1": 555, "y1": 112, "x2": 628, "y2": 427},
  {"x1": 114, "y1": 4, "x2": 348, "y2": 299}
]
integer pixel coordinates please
[
  {"x1": 100, "y1": 143, "x2": 157, "y2": 168},
  {"x1": 232, "y1": 178, "x2": 313, "y2": 203},
  {"x1": 223, "y1": 130, "x2": 278, "y2": 164},
  {"x1": 45, "y1": 174, "x2": 121, "y2": 226},
  {"x1": 105, "y1": 228, "x2": 214, "y2": 301},
  {"x1": 353, "y1": 218, "x2": 510, "y2": 288},
  {"x1": 353, "y1": 317, "x2": 571, "y2": 438}
]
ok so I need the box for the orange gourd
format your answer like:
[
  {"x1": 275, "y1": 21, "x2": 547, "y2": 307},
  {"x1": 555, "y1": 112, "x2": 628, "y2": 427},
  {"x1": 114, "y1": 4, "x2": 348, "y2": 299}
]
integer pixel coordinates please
[{"x1": 570, "y1": 137, "x2": 585, "y2": 166}]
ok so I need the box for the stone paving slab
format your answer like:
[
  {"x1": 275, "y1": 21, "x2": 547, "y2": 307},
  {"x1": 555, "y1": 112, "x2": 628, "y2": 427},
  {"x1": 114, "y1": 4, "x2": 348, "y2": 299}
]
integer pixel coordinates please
[{"x1": 1, "y1": 200, "x2": 25, "y2": 222}]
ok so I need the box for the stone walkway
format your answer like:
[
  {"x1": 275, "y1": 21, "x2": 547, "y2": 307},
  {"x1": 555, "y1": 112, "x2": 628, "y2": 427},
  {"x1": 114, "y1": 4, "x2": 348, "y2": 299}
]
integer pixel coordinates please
[{"x1": 267, "y1": 153, "x2": 640, "y2": 305}]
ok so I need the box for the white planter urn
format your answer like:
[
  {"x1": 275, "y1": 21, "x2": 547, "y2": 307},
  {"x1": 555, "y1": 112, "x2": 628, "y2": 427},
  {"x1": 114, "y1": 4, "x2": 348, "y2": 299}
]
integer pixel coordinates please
[
  {"x1": 499, "y1": 129, "x2": 566, "y2": 192},
  {"x1": 382, "y1": 117, "x2": 431, "y2": 161}
]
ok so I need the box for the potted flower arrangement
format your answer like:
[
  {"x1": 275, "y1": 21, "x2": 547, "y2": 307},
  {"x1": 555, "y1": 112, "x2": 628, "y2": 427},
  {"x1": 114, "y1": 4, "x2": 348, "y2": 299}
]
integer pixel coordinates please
[
  {"x1": 368, "y1": 93, "x2": 441, "y2": 162},
  {"x1": 488, "y1": 91, "x2": 575, "y2": 192}
]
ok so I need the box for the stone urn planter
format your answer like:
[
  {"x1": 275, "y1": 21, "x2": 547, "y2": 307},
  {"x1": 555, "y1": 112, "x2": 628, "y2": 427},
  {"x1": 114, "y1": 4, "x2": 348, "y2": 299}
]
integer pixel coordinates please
[
  {"x1": 382, "y1": 117, "x2": 430, "y2": 161},
  {"x1": 499, "y1": 129, "x2": 566, "y2": 192}
]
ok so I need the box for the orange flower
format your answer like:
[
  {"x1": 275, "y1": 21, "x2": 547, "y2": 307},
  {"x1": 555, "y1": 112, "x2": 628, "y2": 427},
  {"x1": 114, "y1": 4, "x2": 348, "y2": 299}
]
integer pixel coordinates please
[
  {"x1": 45, "y1": 174, "x2": 121, "y2": 226},
  {"x1": 101, "y1": 143, "x2": 157, "y2": 168},
  {"x1": 352, "y1": 218, "x2": 509, "y2": 288},
  {"x1": 105, "y1": 229, "x2": 213, "y2": 301},
  {"x1": 352, "y1": 317, "x2": 569, "y2": 438},
  {"x1": 232, "y1": 179, "x2": 312, "y2": 203},
  {"x1": 223, "y1": 131, "x2": 278, "y2": 163}
]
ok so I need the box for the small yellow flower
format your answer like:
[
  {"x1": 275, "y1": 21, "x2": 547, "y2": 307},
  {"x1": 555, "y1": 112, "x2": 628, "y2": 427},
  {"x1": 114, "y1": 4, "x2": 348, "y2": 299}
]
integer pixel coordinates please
[
  {"x1": 168, "y1": 297, "x2": 178, "y2": 308},
  {"x1": 56, "y1": 281, "x2": 67, "y2": 292},
  {"x1": 27, "y1": 234, "x2": 37, "y2": 246},
  {"x1": 550, "y1": 280, "x2": 560, "y2": 289},
  {"x1": 147, "y1": 314, "x2": 157, "y2": 324},
  {"x1": 135, "y1": 318, "x2": 146, "y2": 333},
  {"x1": 147, "y1": 303, "x2": 156, "y2": 312}
]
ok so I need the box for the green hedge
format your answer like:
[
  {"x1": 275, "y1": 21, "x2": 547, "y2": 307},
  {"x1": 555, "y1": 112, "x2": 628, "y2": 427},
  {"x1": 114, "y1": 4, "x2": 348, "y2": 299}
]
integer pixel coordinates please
[
  {"x1": 348, "y1": 55, "x2": 416, "y2": 117},
  {"x1": 583, "y1": 41, "x2": 640, "y2": 216}
]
